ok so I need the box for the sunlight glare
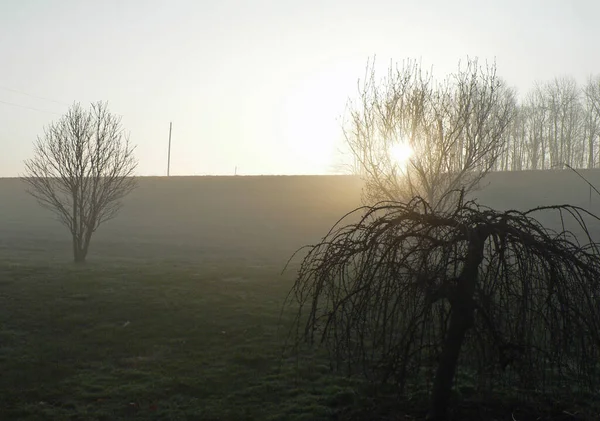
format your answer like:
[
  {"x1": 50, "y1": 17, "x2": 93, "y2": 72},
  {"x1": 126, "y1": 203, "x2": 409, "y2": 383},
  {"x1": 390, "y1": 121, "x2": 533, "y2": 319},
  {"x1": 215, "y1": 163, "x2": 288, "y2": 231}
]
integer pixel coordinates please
[
  {"x1": 276, "y1": 61, "x2": 359, "y2": 174},
  {"x1": 390, "y1": 141, "x2": 413, "y2": 169}
]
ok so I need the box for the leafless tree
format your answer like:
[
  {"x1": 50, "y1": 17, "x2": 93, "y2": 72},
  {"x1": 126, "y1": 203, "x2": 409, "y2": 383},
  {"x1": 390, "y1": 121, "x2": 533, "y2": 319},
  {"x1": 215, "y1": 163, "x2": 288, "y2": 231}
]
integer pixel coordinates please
[
  {"x1": 496, "y1": 104, "x2": 527, "y2": 171},
  {"x1": 583, "y1": 75, "x2": 600, "y2": 168},
  {"x1": 522, "y1": 84, "x2": 549, "y2": 170},
  {"x1": 22, "y1": 102, "x2": 138, "y2": 263},
  {"x1": 544, "y1": 77, "x2": 584, "y2": 168},
  {"x1": 285, "y1": 194, "x2": 600, "y2": 420},
  {"x1": 344, "y1": 57, "x2": 516, "y2": 211}
]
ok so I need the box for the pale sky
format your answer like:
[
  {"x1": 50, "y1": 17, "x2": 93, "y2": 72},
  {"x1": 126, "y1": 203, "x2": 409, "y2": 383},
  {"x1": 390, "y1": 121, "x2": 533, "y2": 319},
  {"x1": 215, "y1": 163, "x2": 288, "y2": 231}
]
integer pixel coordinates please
[{"x1": 1, "y1": 0, "x2": 599, "y2": 177}]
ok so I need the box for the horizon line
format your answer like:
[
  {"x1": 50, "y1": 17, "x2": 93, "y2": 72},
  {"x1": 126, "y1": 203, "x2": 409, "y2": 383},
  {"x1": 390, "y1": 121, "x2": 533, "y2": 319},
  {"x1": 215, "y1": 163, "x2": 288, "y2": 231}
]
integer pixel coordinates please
[{"x1": 0, "y1": 173, "x2": 357, "y2": 180}]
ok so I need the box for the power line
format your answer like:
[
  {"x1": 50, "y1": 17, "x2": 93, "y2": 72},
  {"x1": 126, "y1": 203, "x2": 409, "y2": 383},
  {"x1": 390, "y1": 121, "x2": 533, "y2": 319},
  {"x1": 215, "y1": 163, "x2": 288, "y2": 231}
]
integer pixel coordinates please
[
  {"x1": 0, "y1": 96, "x2": 130, "y2": 119},
  {"x1": 0, "y1": 84, "x2": 136, "y2": 119},
  {"x1": 0, "y1": 85, "x2": 70, "y2": 106},
  {"x1": 0, "y1": 99, "x2": 62, "y2": 115}
]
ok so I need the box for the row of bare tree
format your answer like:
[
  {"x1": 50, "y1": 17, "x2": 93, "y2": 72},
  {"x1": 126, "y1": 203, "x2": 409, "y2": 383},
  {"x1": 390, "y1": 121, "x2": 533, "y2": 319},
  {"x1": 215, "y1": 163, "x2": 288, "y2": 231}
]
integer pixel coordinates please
[
  {"x1": 495, "y1": 75, "x2": 600, "y2": 171},
  {"x1": 344, "y1": 58, "x2": 600, "y2": 211}
]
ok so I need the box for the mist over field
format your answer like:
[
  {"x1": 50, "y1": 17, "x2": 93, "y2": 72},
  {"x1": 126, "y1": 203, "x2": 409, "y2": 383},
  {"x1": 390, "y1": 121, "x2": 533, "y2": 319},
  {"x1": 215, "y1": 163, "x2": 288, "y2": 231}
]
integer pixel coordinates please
[
  {"x1": 4, "y1": 0, "x2": 600, "y2": 417},
  {"x1": 0, "y1": 175, "x2": 362, "y2": 264},
  {"x1": 4, "y1": 172, "x2": 600, "y2": 420},
  {"x1": 2, "y1": 170, "x2": 600, "y2": 265}
]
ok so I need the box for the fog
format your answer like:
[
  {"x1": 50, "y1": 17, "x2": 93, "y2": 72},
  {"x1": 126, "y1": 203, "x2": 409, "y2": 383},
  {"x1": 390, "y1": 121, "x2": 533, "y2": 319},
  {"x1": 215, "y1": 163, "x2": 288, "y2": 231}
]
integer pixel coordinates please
[{"x1": 2, "y1": 170, "x2": 600, "y2": 265}]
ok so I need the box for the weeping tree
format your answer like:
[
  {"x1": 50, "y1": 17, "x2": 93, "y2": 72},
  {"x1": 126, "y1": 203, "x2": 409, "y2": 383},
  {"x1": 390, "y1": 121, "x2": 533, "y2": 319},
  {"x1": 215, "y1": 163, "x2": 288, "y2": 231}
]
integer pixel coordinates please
[
  {"x1": 22, "y1": 102, "x2": 138, "y2": 263},
  {"x1": 344, "y1": 57, "x2": 517, "y2": 210},
  {"x1": 285, "y1": 193, "x2": 600, "y2": 420}
]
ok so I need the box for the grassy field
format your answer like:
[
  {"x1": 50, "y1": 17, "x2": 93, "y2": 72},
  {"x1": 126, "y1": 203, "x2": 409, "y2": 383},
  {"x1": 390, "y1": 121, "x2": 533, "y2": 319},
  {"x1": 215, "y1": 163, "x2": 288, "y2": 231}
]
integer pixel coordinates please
[
  {"x1": 0, "y1": 176, "x2": 366, "y2": 420},
  {"x1": 0, "y1": 258, "x2": 354, "y2": 420},
  {"x1": 2, "y1": 172, "x2": 600, "y2": 420}
]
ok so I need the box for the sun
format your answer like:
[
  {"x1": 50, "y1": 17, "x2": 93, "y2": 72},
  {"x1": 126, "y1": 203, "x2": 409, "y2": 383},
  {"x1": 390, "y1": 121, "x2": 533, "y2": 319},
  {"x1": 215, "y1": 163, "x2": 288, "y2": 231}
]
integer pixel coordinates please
[{"x1": 389, "y1": 141, "x2": 413, "y2": 168}]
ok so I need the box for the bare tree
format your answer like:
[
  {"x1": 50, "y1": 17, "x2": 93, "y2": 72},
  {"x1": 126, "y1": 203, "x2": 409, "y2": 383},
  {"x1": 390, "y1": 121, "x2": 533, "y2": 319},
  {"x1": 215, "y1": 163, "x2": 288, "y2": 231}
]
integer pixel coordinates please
[
  {"x1": 583, "y1": 75, "x2": 600, "y2": 168},
  {"x1": 22, "y1": 102, "x2": 138, "y2": 263},
  {"x1": 286, "y1": 195, "x2": 600, "y2": 420},
  {"x1": 497, "y1": 103, "x2": 527, "y2": 171},
  {"x1": 344, "y1": 57, "x2": 516, "y2": 211},
  {"x1": 544, "y1": 77, "x2": 583, "y2": 168},
  {"x1": 522, "y1": 84, "x2": 549, "y2": 170}
]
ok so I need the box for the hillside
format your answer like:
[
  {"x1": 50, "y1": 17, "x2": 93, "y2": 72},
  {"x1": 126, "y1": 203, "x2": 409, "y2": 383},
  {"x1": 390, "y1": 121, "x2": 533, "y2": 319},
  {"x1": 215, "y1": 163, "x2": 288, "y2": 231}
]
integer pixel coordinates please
[
  {"x1": 2, "y1": 170, "x2": 600, "y2": 264},
  {"x1": 0, "y1": 175, "x2": 363, "y2": 264}
]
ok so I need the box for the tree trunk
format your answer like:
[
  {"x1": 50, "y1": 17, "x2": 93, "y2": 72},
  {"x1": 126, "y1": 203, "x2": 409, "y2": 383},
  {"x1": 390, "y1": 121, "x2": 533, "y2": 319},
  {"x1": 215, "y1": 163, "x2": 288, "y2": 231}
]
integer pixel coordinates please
[
  {"x1": 73, "y1": 247, "x2": 86, "y2": 263},
  {"x1": 81, "y1": 230, "x2": 93, "y2": 263},
  {"x1": 426, "y1": 227, "x2": 487, "y2": 421},
  {"x1": 72, "y1": 235, "x2": 87, "y2": 263},
  {"x1": 589, "y1": 133, "x2": 594, "y2": 169}
]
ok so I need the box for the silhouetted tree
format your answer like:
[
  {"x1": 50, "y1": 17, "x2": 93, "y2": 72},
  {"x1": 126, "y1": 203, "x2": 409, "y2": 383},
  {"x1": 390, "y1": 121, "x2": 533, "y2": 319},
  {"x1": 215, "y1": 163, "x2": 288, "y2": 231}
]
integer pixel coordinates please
[
  {"x1": 286, "y1": 193, "x2": 600, "y2": 420},
  {"x1": 344, "y1": 57, "x2": 516, "y2": 210},
  {"x1": 22, "y1": 102, "x2": 138, "y2": 263}
]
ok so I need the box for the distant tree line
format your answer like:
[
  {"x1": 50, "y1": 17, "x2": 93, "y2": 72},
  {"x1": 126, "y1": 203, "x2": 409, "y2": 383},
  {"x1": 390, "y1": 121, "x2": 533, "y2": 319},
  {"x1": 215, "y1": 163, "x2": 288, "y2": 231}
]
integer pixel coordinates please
[
  {"x1": 492, "y1": 75, "x2": 600, "y2": 171},
  {"x1": 344, "y1": 58, "x2": 600, "y2": 211}
]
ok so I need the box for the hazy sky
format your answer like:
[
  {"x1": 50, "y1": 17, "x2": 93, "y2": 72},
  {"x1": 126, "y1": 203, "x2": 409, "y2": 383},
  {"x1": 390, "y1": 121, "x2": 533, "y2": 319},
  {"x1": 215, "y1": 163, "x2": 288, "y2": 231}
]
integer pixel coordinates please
[{"x1": 1, "y1": 0, "x2": 599, "y2": 177}]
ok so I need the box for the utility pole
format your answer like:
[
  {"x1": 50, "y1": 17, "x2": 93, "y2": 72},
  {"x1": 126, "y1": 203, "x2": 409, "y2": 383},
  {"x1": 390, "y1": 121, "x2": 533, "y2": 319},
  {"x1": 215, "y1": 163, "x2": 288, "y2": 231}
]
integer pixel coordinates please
[{"x1": 167, "y1": 122, "x2": 172, "y2": 176}]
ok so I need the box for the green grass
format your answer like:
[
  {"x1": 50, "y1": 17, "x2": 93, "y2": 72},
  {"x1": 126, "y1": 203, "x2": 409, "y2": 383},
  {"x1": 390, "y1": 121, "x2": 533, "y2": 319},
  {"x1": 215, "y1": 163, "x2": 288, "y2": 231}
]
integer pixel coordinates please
[
  {"x1": 1, "y1": 257, "x2": 599, "y2": 421},
  {"x1": 0, "y1": 258, "x2": 357, "y2": 421},
  {"x1": 4, "y1": 172, "x2": 600, "y2": 420}
]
